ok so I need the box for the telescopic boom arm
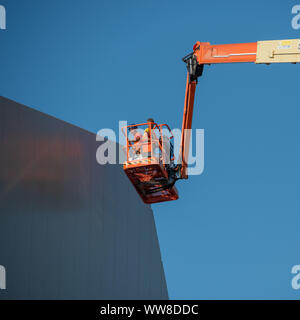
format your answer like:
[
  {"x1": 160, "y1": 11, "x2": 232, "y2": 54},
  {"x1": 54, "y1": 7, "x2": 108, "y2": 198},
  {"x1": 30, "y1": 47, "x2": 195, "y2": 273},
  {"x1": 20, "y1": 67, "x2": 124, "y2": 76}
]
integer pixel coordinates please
[{"x1": 179, "y1": 39, "x2": 300, "y2": 179}]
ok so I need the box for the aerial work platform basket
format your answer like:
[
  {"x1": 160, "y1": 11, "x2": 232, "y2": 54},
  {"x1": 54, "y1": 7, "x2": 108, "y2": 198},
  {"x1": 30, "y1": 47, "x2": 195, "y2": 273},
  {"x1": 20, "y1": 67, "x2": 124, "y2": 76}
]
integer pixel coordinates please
[{"x1": 122, "y1": 122, "x2": 179, "y2": 204}]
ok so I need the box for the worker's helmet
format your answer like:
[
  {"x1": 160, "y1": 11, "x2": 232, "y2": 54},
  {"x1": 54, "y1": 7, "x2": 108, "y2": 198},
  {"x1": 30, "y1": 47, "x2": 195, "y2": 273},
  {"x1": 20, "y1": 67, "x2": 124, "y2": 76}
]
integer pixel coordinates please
[{"x1": 147, "y1": 118, "x2": 155, "y2": 129}]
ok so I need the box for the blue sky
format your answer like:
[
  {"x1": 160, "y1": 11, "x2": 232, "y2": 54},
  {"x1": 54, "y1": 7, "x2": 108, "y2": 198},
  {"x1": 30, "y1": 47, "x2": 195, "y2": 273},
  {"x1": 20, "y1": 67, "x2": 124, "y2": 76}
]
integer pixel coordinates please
[{"x1": 0, "y1": 0, "x2": 300, "y2": 299}]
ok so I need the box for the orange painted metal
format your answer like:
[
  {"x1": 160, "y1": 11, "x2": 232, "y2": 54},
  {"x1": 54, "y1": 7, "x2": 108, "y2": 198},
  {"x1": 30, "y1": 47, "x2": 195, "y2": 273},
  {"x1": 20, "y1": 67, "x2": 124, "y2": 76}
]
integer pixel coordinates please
[
  {"x1": 179, "y1": 74, "x2": 197, "y2": 179},
  {"x1": 123, "y1": 41, "x2": 260, "y2": 200},
  {"x1": 122, "y1": 123, "x2": 178, "y2": 204},
  {"x1": 178, "y1": 41, "x2": 258, "y2": 179},
  {"x1": 123, "y1": 40, "x2": 296, "y2": 202},
  {"x1": 193, "y1": 41, "x2": 257, "y2": 65},
  {"x1": 124, "y1": 161, "x2": 179, "y2": 204}
]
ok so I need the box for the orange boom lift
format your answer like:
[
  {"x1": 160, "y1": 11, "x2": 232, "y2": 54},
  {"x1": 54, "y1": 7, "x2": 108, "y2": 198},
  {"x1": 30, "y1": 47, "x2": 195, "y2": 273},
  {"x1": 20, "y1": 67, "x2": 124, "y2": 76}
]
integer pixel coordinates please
[{"x1": 123, "y1": 39, "x2": 300, "y2": 204}]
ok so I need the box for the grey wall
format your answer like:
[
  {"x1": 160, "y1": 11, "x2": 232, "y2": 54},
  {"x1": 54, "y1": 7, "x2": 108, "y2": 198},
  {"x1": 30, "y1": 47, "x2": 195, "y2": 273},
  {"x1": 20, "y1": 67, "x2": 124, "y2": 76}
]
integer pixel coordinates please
[{"x1": 0, "y1": 96, "x2": 168, "y2": 299}]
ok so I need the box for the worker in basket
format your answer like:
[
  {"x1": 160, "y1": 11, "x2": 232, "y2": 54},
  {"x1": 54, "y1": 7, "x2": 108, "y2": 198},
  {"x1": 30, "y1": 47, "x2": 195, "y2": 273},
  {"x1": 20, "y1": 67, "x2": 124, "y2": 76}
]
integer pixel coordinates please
[
  {"x1": 142, "y1": 118, "x2": 158, "y2": 158},
  {"x1": 128, "y1": 125, "x2": 142, "y2": 160}
]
